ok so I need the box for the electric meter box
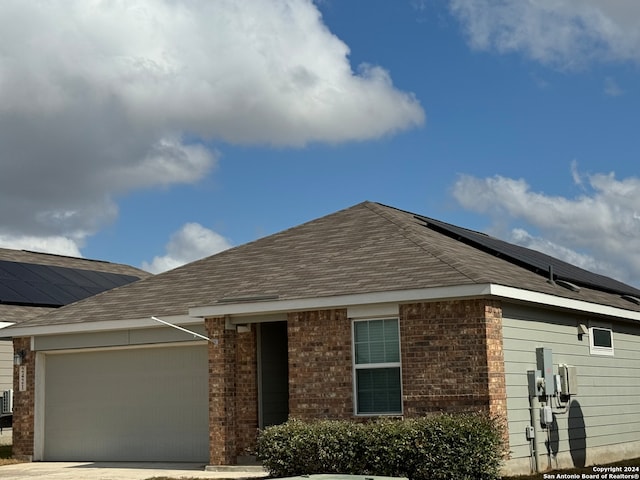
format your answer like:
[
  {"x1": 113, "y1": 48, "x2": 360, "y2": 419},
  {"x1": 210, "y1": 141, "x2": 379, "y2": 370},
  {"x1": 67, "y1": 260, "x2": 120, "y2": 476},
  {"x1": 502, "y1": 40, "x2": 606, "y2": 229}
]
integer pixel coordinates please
[
  {"x1": 559, "y1": 364, "x2": 578, "y2": 396},
  {"x1": 536, "y1": 347, "x2": 554, "y2": 395}
]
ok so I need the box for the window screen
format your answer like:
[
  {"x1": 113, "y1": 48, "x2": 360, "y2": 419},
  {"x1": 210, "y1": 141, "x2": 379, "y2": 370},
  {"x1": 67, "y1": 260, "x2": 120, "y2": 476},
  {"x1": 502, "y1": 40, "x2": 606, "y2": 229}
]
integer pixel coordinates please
[{"x1": 353, "y1": 319, "x2": 401, "y2": 415}]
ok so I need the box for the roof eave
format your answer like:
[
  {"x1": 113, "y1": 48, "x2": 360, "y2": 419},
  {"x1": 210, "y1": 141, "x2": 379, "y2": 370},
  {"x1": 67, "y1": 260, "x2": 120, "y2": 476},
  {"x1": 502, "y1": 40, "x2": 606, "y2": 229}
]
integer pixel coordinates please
[
  {"x1": 6, "y1": 283, "x2": 640, "y2": 338},
  {"x1": 191, "y1": 283, "x2": 640, "y2": 323}
]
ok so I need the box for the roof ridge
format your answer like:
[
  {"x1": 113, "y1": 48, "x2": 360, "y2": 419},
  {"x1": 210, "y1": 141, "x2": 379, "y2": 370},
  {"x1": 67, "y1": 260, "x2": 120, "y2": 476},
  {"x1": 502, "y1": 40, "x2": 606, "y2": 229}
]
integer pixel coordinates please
[{"x1": 368, "y1": 202, "x2": 489, "y2": 284}]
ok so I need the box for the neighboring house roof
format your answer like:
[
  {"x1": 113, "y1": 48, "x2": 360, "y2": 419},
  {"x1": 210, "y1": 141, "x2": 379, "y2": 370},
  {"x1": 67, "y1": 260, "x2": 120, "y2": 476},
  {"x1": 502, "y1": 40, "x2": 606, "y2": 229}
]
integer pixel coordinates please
[
  {"x1": 0, "y1": 248, "x2": 151, "y2": 325},
  {"x1": 6, "y1": 202, "x2": 640, "y2": 334}
]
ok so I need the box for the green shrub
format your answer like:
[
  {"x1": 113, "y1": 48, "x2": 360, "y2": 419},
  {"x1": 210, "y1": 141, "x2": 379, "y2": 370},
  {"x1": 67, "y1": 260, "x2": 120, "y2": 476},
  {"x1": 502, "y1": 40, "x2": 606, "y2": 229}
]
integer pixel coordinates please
[{"x1": 256, "y1": 414, "x2": 505, "y2": 480}]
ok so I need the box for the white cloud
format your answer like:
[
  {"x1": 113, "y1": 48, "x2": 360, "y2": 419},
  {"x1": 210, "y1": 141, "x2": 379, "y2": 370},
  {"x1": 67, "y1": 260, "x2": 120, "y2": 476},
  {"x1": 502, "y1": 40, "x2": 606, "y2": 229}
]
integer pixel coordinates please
[
  {"x1": 448, "y1": 0, "x2": 640, "y2": 68},
  {"x1": 142, "y1": 223, "x2": 233, "y2": 274},
  {"x1": 452, "y1": 166, "x2": 640, "y2": 286},
  {"x1": 508, "y1": 228, "x2": 626, "y2": 282},
  {"x1": 0, "y1": 0, "x2": 424, "y2": 256},
  {"x1": 0, "y1": 234, "x2": 83, "y2": 258}
]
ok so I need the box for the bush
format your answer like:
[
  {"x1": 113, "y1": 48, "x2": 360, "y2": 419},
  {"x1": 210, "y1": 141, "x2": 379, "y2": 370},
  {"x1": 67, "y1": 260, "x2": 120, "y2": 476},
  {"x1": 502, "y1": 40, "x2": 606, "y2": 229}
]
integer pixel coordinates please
[{"x1": 256, "y1": 414, "x2": 505, "y2": 480}]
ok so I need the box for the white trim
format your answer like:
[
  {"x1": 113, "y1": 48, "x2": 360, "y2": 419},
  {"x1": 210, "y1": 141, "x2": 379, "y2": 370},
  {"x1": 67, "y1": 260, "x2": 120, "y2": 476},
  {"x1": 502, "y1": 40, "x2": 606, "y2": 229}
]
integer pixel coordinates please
[
  {"x1": 4, "y1": 314, "x2": 201, "y2": 337},
  {"x1": 191, "y1": 285, "x2": 493, "y2": 318},
  {"x1": 34, "y1": 352, "x2": 45, "y2": 461},
  {"x1": 6, "y1": 283, "x2": 640, "y2": 338},
  {"x1": 588, "y1": 324, "x2": 614, "y2": 356},
  {"x1": 486, "y1": 285, "x2": 640, "y2": 322},
  {"x1": 348, "y1": 303, "x2": 399, "y2": 319},
  {"x1": 352, "y1": 317, "x2": 403, "y2": 416},
  {"x1": 191, "y1": 284, "x2": 640, "y2": 323}
]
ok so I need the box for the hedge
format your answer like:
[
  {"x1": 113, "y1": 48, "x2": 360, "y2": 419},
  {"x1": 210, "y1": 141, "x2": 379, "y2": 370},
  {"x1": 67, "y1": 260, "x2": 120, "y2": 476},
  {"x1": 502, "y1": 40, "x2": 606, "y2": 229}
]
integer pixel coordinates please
[{"x1": 256, "y1": 414, "x2": 505, "y2": 480}]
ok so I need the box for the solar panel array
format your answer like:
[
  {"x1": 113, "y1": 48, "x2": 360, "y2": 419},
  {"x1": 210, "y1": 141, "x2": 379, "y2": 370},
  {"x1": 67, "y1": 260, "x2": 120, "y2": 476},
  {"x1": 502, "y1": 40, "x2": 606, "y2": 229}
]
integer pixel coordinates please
[
  {"x1": 416, "y1": 215, "x2": 640, "y2": 298},
  {"x1": 0, "y1": 260, "x2": 142, "y2": 307}
]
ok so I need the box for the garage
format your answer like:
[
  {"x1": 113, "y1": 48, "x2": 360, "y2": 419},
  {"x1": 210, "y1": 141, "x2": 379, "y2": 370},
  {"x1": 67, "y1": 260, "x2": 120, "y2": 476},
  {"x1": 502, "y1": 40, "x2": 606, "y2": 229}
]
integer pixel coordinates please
[{"x1": 41, "y1": 343, "x2": 208, "y2": 462}]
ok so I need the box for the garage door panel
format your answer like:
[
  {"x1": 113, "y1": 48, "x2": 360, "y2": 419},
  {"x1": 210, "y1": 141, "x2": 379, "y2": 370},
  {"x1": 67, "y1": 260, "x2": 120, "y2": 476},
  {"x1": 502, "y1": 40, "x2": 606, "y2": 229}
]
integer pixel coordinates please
[{"x1": 44, "y1": 345, "x2": 208, "y2": 462}]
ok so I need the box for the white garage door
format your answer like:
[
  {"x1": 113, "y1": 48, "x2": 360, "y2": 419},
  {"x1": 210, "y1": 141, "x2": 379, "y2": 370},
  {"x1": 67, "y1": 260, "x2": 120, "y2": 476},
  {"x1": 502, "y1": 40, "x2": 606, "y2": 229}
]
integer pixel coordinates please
[{"x1": 43, "y1": 344, "x2": 208, "y2": 462}]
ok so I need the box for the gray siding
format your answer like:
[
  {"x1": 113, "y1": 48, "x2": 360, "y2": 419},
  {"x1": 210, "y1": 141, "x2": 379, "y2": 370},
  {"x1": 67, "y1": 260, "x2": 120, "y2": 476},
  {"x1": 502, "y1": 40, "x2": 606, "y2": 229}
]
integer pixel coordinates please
[
  {"x1": 0, "y1": 340, "x2": 12, "y2": 393},
  {"x1": 503, "y1": 303, "x2": 640, "y2": 470}
]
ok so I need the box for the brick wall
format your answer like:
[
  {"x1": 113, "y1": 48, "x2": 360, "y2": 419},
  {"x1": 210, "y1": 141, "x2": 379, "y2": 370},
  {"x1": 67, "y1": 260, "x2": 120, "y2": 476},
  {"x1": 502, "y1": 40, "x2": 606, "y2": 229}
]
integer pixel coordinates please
[
  {"x1": 400, "y1": 300, "x2": 507, "y2": 420},
  {"x1": 206, "y1": 318, "x2": 258, "y2": 465},
  {"x1": 288, "y1": 309, "x2": 353, "y2": 420},
  {"x1": 12, "y1": 337, "x2": 34, "y2": 460},
  {"x1": 207, "y1": 300, "x2": 507, "y2": 464},
  {"x1": 206, "y1": 317, "x2": 236, "y2": 465},
  {"x1": 235, "y1": 325, "x2": 258, "y2": 459}
]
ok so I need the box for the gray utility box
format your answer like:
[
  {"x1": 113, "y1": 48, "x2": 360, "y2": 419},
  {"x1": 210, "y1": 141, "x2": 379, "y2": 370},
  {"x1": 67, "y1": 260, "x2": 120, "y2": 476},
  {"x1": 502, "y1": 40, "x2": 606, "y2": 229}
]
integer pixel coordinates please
[{"x1": 559, "y1": 364, "x2": 578, "y2": 396}]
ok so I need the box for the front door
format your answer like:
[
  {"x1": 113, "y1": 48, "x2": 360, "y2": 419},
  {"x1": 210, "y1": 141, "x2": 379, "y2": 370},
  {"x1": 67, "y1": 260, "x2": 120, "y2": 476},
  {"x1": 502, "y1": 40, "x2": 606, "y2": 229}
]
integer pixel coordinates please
[{"x1": 258, "y1": 322, "x2": 289, "y2": 427}]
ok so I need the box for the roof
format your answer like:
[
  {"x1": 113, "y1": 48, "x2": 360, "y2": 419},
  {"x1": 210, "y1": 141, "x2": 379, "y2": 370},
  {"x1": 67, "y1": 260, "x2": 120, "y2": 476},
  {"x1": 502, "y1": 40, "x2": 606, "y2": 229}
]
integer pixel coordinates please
[
  {"x1": 0, "y1": 248, "x2": 151, "y2": 325},
  {"x1": 6, "y1": 202, "x2": 640, "y2": 333}
]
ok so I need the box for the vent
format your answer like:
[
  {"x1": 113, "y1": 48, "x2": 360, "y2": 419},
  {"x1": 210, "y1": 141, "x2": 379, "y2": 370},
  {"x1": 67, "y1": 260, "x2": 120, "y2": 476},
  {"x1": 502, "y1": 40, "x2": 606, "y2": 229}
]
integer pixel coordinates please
[
  {"x1": 217, "y1": 294, "x2": 279, "y2": 303},
  {"x1": 621, "y1": 294, "x2": 640, "y2": 305},
  {"x1": 556, "y1": 279, "x2": 581, "y2": 292}
]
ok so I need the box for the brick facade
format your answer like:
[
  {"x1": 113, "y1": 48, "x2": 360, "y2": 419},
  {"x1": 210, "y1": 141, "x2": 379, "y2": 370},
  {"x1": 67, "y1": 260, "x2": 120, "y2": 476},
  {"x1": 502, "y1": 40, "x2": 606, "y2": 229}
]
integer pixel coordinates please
[
  {"x1": 11, "y1": 337, "x2": 35, "y2": 460},
  {"x1": 400, "y1": 300, "x2": 507, "y2": 421},
  {"x1": 11, "y1": 300, "x2": 507, "y2": 465},
  {"x1": 288, "y1": 309, "x2": 353, "y2": 420}
]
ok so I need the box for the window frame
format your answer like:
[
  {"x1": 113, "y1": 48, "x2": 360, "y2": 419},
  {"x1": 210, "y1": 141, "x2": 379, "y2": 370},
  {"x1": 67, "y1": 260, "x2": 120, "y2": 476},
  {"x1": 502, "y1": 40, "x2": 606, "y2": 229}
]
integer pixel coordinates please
[
  {"x1": 351, "y1": 317, "x2": 403, "y2": 416},
  {"x1": 589, "y1": 323, "x2": 614, "y2": 356}
]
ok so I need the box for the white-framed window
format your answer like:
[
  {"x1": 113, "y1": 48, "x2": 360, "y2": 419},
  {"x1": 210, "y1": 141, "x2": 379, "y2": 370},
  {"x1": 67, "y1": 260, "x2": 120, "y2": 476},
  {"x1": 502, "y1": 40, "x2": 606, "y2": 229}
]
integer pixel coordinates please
[
  {"x1": 589, "y1": 324, "x2": 614, "y2": 356},
  {"x1": 352, "y1": 318, "x2": 402, "y2": 415}
]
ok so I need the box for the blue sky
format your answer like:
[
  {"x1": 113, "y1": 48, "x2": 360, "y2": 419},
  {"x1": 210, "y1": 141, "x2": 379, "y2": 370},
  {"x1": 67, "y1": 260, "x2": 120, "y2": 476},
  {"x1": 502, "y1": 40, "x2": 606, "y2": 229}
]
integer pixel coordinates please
[{"x1": 2, "y1": 0, "x2": 640, "y2": 285}]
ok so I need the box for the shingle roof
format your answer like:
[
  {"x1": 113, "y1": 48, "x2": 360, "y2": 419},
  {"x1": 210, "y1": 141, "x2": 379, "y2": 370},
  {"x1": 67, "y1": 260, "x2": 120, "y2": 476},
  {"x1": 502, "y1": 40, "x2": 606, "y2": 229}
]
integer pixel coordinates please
[
  {"x1": 9, "y1": 201, "x2": 640, "y2": 329},
  {"x1": 0, "y1": 249, "x2": 151, "y2": 324}
]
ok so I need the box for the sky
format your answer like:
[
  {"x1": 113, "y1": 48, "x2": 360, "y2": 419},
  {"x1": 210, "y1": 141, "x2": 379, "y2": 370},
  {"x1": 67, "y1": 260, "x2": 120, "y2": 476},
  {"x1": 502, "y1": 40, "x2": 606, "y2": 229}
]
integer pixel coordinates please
[{"x1": 1, "y1": 1, "x2": 640, "y2": 287}]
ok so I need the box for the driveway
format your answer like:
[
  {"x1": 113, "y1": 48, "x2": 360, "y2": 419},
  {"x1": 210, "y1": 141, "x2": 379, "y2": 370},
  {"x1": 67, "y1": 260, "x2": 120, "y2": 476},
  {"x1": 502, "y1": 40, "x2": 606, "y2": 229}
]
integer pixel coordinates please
[{"x1": 0, "y1": 462, "x2": 269, "y2": 480}]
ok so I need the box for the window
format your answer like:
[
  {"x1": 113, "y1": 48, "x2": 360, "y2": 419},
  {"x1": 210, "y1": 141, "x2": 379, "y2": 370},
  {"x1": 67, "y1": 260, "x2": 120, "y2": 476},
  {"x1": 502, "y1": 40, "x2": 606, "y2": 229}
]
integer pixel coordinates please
[
  {"x1": 353, "y1": 318, "x2": 402, "y2": 415},
  {"x1": 589, "y1": 325, "x2": 614, "y2": 356}
]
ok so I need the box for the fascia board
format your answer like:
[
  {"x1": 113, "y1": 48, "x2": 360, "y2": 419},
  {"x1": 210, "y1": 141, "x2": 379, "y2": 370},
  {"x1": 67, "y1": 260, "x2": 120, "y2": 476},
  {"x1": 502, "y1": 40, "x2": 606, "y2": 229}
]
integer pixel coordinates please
[
  {"x1": 488, "y1": 285, "x2": 640, "y2": 322},
  {"x1": 3, "y1": 314, "x2": 202, "y2": 337},
  {"x1": 189, "y1": 284, "x2": 494, "y2": 318},
  {"x1": 192, "y1": 283, "x2": 640, "y2": 323}
]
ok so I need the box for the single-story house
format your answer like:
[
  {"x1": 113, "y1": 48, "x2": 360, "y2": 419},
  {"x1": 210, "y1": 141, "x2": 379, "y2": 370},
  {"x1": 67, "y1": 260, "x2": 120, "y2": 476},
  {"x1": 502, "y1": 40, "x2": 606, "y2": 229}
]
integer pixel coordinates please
[
  {"x1": 0, "y1": 248, "x2": 150, "y2": 440},
  {"x1": 4, "y1": 202, "x2": 640, "y2": 475}
]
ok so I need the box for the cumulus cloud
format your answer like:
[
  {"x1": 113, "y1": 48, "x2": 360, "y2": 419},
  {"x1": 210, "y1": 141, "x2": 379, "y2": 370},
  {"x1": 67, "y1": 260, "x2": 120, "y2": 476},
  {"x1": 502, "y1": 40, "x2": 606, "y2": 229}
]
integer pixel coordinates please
[
  {"x1": 0, "y1": 234, "x2": 82, "y2": 258},
  {"x1": 0, "y1": 0, "x2": 424, "y2": 255},
  {"x1": 452, "y1": 166, "x2": 640, "y2": 285},
  {"x1": 142, "y1": 223, "x2": 233, "y2": 274},
  {"x1": 448, "y1": 0, "x2": 640, "y2": 68}
]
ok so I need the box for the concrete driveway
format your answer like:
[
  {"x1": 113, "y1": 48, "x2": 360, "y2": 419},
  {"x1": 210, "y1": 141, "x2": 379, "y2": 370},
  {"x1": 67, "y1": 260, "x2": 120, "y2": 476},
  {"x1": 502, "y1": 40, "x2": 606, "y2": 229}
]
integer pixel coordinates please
[{"x1": 0, "y1": 462, "x2": 269, "y2": 480}]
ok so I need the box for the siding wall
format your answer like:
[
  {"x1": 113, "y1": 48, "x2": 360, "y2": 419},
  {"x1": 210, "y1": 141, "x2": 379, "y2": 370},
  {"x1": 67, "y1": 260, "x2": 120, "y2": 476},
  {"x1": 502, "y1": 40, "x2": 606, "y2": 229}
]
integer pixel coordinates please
[
  {"x1": 502, "y1": 303, "x2": 640, "y2": 473},
  {"x1": 0, "y1": 340, "x2": 11, "y2": 393}
]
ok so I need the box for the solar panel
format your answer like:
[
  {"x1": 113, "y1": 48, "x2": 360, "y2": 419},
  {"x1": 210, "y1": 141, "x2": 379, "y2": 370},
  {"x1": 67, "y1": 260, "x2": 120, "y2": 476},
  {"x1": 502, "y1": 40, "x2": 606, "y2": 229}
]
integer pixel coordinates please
[
  {"x1": 0, "y1": 260, "x2": 142, "y2": 307},
  {"x1": 416, "y1": 215, "x2": 640, "y2": 298}
]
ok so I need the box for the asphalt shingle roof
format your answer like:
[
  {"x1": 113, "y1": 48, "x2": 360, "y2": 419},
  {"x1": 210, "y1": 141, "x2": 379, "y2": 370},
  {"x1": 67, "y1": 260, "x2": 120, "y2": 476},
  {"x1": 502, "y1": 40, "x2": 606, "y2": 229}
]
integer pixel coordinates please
[{"x1": 10, "y1": 201, "x2": 640, "y2": 329}]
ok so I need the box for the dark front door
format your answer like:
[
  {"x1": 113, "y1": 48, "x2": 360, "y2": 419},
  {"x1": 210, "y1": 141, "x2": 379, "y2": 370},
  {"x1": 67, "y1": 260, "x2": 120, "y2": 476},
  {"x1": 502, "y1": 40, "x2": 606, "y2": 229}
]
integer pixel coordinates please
[{"x1": 258, "y1": 321, "x2": 289, "y2": 427}]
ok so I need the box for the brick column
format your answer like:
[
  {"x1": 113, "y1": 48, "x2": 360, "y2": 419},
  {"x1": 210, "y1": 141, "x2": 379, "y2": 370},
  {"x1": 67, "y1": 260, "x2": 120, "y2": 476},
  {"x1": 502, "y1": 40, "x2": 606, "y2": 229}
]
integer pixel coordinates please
[
  {"x1": 206, "y1": 317, "x2": 237, "y2": 465},
  {"x1": 12, "y1": 337, "x2": 35, "y2": 460}
]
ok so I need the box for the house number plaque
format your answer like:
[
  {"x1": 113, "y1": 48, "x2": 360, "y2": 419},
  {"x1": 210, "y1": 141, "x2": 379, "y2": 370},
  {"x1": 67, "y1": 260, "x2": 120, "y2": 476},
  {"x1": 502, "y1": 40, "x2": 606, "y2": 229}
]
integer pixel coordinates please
[{"x1": 19, "y1": 365, "x2": 27, "y2": 392}]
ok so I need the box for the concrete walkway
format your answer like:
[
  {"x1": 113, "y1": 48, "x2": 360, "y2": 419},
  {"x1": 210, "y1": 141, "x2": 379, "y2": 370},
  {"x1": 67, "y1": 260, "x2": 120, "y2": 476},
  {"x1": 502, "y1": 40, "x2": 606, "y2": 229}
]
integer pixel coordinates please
[{"x1": 0, "y1": 462, "x2": 269, "y2": 480}]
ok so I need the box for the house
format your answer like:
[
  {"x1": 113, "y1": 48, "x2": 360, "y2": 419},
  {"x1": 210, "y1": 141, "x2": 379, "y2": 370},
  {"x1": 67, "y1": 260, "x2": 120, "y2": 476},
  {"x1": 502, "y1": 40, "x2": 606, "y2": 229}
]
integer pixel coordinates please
[
  {"x1": 4, "y1": 202, "x2": 640, "y2": 475},
  {"x1": 0, "y1": 248, "x2": 151, "y2": 442}
]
